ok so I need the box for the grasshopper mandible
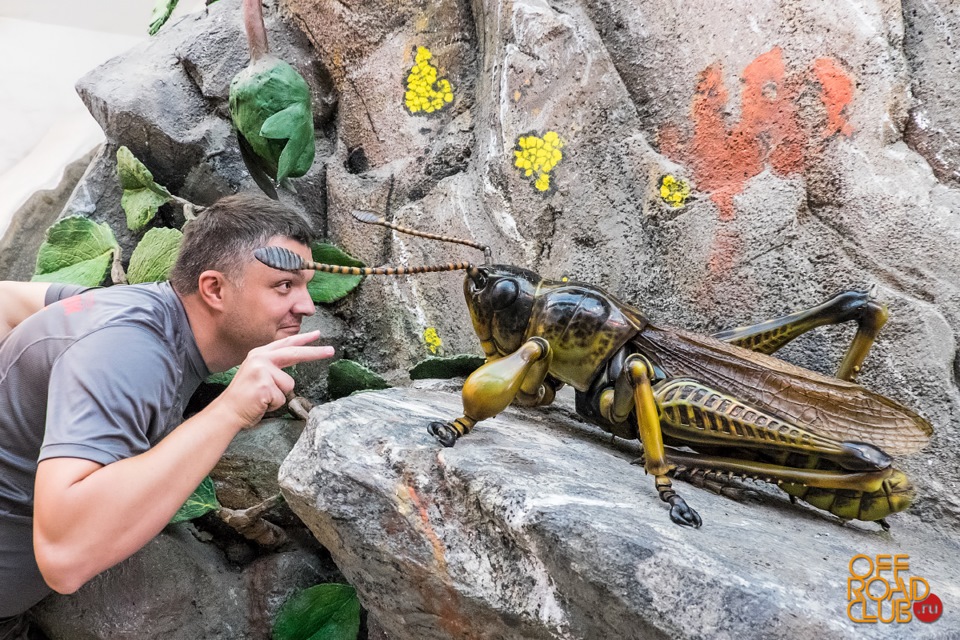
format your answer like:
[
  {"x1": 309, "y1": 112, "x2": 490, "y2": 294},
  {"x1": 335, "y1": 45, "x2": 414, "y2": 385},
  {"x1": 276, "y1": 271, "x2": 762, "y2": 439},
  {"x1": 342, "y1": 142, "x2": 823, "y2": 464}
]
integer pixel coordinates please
[{"x1": 256, "y1": 211, "x2": 932, "y2": 530}]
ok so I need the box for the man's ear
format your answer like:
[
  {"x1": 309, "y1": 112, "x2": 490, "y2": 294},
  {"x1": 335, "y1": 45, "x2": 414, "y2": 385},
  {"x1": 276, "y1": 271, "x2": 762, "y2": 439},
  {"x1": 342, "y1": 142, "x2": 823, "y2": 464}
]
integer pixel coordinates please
[{"x1": 196, "y1": 270, "x2": 229, "y2": 311}]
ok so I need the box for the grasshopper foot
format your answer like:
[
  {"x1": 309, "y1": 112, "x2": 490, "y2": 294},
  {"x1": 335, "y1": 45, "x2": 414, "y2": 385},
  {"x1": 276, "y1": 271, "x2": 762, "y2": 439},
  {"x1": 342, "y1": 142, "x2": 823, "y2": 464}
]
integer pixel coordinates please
[
  {"x1": 656, "y1": 476, "x2": 702, "y2": 528},
  {"x1": 668, "y1": 495, "x2": 703, "y2": 528},
  {"x1": 428, "y1": 422, "x2": 459, "y2": 447}
]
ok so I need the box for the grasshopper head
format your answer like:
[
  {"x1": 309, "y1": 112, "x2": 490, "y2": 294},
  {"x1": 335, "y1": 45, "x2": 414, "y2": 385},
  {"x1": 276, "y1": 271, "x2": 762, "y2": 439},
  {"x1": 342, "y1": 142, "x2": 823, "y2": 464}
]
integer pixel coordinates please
[{"x1": 465, "y1": 265, "x2": 541, "y2": 357}]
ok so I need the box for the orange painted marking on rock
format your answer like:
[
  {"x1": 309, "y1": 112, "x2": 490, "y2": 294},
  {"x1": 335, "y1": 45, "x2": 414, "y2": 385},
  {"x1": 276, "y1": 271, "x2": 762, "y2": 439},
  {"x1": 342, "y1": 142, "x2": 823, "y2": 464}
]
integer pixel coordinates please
[
  {"x1": 659, "y1": 48, "x2": 856, "y2": 224},
  {"x1": 404, "y1": 483, "x2": 448, "y2": 573},
  {"x1": 740, "y1": 47, "x2": 806, "y2": 176},
  {"x1": 813, "y1": 58, "x2": 855, "y2": 138},
  {"x1": 402, "y1": 481, "x2": 475, "y2": 637}
]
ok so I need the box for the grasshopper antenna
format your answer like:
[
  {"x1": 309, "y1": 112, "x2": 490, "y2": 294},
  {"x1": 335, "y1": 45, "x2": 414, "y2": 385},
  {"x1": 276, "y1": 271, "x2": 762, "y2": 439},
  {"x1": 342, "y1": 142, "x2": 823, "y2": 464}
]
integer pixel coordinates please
[
  {"x1": 254, "y1": 246, "x2": 476, "y2": 276},
  {"x1": 351, "y1": 210, "x2": 492, "y2": 265}
]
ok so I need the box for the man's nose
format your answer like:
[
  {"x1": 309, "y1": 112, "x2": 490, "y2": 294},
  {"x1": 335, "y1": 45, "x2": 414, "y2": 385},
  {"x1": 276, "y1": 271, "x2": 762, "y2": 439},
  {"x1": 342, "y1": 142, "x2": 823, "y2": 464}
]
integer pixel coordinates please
[{"x1": 293, "y1": 286, "x2": 315, "y2": 316}]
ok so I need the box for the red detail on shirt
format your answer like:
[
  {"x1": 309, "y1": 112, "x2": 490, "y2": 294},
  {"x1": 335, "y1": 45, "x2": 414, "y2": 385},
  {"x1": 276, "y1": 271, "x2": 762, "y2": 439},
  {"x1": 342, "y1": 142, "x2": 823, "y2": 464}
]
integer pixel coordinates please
[{"x1": 61, "y1": 291, "x2": 96, "y2": 315}]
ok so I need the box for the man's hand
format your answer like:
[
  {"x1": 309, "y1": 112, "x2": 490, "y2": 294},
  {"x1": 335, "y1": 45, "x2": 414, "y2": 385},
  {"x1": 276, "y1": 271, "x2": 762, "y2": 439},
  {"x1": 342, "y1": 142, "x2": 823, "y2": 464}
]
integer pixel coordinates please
[{"x1": 212, "y1": 330, "x2": 334, "y2": 428}]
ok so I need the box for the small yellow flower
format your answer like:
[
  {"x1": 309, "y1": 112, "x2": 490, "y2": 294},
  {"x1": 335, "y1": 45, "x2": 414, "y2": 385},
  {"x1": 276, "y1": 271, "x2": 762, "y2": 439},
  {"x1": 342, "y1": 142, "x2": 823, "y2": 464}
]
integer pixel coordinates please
[
  {"x1": 659, "y1": 174, "x2": 691, "y2": 208},
  {"x1": 405, "y1": 46, "x2": 455, "y2": 115},
  {"x1": 514, "y1": 130, "x2": 564, "y2": 193},
  {"x1": 424, "y1": 327, "x2": 443, "y2": 355}
]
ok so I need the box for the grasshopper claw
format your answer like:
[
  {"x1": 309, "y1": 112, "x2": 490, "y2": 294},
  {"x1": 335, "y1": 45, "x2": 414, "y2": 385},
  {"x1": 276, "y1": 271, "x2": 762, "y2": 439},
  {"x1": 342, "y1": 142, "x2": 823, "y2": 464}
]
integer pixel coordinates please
[
  {"x1": 428, "y1": 422, "x2": 459, "y2": 447},
  {"x1": 668, "y1": 496, "x2": 702, "y2": 528}
]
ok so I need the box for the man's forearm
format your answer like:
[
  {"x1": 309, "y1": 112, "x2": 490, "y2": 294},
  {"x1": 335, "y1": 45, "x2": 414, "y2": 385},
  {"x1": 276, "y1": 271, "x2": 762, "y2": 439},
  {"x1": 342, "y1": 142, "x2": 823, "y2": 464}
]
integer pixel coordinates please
[
  {"x1": 33, "y1": 331, "x2": 333, "y2": 594},
  {"x1": 33, "y1": 399, "x2": 248, "y2": 593},
  {"x1": 0, "y1": 282, "x2": 51, "y2": 338}
]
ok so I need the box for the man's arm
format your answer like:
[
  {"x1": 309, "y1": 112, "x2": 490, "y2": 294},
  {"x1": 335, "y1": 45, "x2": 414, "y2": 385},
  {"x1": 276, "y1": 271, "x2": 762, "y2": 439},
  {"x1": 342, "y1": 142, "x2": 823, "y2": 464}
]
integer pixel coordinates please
[
  {"x1": 33, "y1": 330, "x2": 334, "y2": 594},
  {"x1": 0, "y1": 282, "x2": 51, "y2": 338}
]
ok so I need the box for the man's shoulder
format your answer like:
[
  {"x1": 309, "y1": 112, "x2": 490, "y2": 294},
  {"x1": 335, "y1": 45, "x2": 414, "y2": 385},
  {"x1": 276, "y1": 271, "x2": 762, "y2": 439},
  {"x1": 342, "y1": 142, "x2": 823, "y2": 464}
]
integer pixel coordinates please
[
  {"x1": 52, "y1": 282, "x2": 182, "y2": 332},
  {"x1": 4, "y1": 283, "x2": 186, "y2": 360}
]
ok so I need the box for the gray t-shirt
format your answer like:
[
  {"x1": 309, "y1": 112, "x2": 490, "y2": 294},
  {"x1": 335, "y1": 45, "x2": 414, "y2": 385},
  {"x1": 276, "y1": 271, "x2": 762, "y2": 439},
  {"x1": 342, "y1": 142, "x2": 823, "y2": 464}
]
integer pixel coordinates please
[{"x1": 0, "y1": 282, "x2": 209, "y2": 616}]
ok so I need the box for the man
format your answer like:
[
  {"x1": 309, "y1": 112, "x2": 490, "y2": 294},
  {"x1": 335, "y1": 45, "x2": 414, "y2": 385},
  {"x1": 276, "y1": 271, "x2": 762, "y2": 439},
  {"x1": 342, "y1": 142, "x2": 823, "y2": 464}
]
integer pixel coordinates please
[{"x1": 0, "y1": 193, "x2": 332, "y2": 634}]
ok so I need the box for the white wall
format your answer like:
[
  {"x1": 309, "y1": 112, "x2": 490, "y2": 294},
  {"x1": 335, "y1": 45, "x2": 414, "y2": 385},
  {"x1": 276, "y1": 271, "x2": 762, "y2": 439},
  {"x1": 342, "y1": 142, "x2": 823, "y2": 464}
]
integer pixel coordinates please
[{"x1": 0, "y1": 1, "x2": 206, "y2": 240}]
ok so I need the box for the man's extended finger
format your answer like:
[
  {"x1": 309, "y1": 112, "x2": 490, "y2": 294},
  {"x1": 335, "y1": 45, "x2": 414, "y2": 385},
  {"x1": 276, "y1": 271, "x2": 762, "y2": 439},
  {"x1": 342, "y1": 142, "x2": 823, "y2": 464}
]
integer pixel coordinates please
[
  {"x1": 267, "y1": 345, "x2": 336, "y2": 368},
  {"x1": 260, "y1": 330, "x2": 322, "y2": 350}
]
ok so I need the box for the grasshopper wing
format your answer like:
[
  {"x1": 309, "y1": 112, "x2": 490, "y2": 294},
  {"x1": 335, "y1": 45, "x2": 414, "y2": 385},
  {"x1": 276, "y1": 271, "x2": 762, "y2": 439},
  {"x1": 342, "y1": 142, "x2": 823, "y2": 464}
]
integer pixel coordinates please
[{"x1": 634, "y1": 326, "x2": 933, "y2": 455}]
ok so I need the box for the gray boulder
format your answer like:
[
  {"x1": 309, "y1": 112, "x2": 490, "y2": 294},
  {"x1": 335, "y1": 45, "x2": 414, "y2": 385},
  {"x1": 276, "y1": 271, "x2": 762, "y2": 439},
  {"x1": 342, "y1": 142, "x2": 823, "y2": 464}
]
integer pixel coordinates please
[
  {"x1": 31, "y1": 528, "x2": 339, "y2": 640},
  {"x1": 280, "y1": 385, "x2": 959, "y2": 639}
]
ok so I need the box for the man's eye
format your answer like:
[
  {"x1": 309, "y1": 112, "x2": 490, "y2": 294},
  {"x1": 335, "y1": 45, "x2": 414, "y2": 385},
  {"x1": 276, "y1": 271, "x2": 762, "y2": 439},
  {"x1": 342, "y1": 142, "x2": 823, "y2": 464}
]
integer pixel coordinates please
[{"x1": 277, "y1": 282, "x2": 293, "y2": 292}]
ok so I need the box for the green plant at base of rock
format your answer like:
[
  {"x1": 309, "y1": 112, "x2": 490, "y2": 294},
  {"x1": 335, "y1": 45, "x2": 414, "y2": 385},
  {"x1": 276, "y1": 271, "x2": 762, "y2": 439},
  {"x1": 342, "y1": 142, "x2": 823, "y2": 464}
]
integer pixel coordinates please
[
  {"x1": 327, "y1": 360, "x2": 390, "y2": 400},
  {"x1": 171, "y1": 476, "x2": 220, "y2": 523},
  {"x1": 206, "y1": 366, "x2": 239, "y2": 386},
  {"x1": 126, "y1": 227, "x2": 184, "y2": 284},
  {"x1": 409, "y1": 354, "x2": 486, "y2": 380},
  {"x1": 273, "y1": 583, "x2": 360, "y2": 640},
  {"x1": 31, "y1": 217, "x2": 122, "y2": 286}
]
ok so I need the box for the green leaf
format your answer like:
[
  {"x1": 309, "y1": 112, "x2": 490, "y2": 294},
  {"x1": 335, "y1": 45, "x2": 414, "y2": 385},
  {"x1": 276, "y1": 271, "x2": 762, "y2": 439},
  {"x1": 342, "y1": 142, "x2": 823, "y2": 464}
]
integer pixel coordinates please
[
  {"x1": 273, "y1": 583, "x2": 361, "y2": 640},
  {"x1": 229, "y1": 57, "x2": 316, "y2": 185},
  {"x1": 307, "y1": 243, "x2": 364, "y2": 304},
  {"x1": 410, "y1": 354, "x2": 486, "y2": 380},
  {"x1": 148, "y1": 0, "x2": 179, "y2": 35},
  {"x1": 206, "y1": 366, "x2": 239, "y2": 386},
  {"x1": 116, "y1": 146, "x2": 172, "y2": 232},
  {"x1": 327, "y1": 360, "x2": 389, "y2": 401},
  {"x1": 127, "y1": 227, "x2": 183, "y2": 284},
  {"x1": 32, "y1": 217, "x2": 119, "y2": 286},
  {"x1": 171, "y1": 476, "x2": 220, "y2": 523}
]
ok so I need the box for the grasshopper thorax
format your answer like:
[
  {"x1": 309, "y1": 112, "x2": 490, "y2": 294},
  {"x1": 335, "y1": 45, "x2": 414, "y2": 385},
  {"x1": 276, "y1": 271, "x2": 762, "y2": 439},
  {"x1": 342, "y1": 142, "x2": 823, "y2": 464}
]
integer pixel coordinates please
[{"x1": 465, "y1": 264, "x2": 541, "y2": 358}]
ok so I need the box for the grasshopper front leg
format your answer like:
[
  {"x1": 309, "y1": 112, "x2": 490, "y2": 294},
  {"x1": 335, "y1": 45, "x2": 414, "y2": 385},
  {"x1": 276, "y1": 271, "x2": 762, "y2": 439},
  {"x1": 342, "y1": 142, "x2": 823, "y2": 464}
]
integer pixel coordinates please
[
  {"x1": 599, "y1": 354, "x2": 703, "y2": 528},
  {"x1": 429, "y1": 338, "x2": 553, "y2": 446}
]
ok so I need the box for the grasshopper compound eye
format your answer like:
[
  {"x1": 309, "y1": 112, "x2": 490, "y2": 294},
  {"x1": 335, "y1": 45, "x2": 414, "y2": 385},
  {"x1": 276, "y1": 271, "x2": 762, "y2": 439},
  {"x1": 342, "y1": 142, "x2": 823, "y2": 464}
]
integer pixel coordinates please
[{"x1": 489, "y1": 278, "x2": 519, "y2": 310}]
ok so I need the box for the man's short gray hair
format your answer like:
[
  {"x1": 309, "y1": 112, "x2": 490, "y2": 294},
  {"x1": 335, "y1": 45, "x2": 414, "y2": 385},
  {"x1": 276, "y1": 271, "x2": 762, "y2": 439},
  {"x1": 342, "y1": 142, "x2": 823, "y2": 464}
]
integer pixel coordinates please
[{"x1": 169, "y1": 193, "x2": 315, "y2": 294}]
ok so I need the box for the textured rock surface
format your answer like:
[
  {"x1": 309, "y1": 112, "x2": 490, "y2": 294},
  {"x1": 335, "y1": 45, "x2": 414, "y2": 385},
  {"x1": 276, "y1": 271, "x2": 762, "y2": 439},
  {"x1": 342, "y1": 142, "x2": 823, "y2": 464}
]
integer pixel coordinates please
[
  {"x1": 276, "y1": 0, "x2": 960, "y2": 526},
  {"x1": 31, "y1": 526, "x2": 340, "y2": 640},
  {"x1": 211, "y1": 417, "x2": 306, "y2": 508},
  {"x1": 7, "y1": 0, "x2": 960, "y2": 635},
  {"x1": 280, "y1": 385, "x2": 960, "y2": 639}
]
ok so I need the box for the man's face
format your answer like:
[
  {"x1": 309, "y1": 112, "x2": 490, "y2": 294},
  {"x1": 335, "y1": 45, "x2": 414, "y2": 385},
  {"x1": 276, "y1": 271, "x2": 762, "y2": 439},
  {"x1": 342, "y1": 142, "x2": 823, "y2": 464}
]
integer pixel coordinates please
[{"x1": 220, "y1": 236, "x2": 316, "y2": 354}]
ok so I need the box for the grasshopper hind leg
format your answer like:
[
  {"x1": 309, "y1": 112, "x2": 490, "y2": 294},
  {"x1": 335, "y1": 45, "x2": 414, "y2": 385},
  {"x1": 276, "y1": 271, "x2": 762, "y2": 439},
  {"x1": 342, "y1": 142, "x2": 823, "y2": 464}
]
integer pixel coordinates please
[{"x1": 712, "y1": 287, "x2": 888, "y2": 382}]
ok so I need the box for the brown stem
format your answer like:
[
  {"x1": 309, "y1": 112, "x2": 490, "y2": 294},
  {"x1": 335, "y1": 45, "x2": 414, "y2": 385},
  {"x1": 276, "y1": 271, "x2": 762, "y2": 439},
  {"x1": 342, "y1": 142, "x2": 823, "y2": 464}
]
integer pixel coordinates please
[
  {"x1": 243, "y1": 0, "x2": 269, "y2": 61},
  {"x1": 170, "y1": 194, "x2": 204, "y2": 223},
  {"x1": 287, "y1": 394, "x2": 314, "y2": 422},
  {"x1": 110, "y1": 246, "x2": 127, "y2": 285},
  {"x1": 217, "y1": 493, "x2": 286, "y2": 547}
]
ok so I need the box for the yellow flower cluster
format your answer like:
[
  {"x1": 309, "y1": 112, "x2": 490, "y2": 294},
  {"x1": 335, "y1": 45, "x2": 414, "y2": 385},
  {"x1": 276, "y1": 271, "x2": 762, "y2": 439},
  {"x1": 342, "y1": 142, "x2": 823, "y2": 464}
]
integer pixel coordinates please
[
  {"x1": 514, "y1": 131, "x2": 564, "y2": 192},
  {"x1": 423, "y1": 327, "x2": 443, "y2": 355},
  {"x1": 405, "y1": 47, "x2": 454, "y2": 114},
  {"x1": 659, "y1": 174, "x2": 691, "y2": 207}
]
